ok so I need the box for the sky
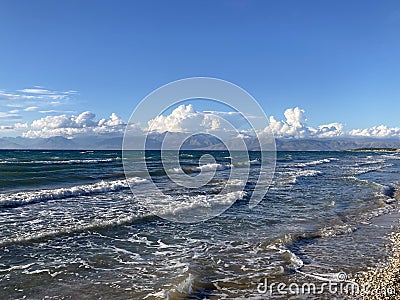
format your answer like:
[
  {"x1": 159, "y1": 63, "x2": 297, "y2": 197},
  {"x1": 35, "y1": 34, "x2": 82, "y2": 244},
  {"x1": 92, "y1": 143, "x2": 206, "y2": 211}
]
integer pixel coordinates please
[{"x1": 0, "y1": 0, "x2": 400, "y2": 139}]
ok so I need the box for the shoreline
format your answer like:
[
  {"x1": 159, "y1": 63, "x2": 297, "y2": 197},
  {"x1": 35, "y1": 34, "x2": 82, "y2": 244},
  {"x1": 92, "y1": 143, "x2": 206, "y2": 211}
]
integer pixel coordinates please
[
  {"x1": 352, "y1": 228, "x2": 400, "y2": 299},
  {"x1": 351, "y1": 188, "x2": 400, "y2": 299}
]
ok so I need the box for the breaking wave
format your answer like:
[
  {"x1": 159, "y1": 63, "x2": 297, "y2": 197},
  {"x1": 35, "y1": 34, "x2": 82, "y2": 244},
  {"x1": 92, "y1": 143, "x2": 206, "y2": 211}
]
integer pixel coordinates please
[{"x1": 0, "y1": 177, "x2": 147, "y2": 208}]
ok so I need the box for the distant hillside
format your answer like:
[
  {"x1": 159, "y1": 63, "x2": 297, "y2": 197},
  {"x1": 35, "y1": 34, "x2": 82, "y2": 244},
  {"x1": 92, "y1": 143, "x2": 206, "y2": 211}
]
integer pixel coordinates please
[
  {"x1": 0, "y1": 134, "x2": 399, "y2": 151},
  {"x1": 0, "y1": 138, "x2": 25, "y2": 149},
  {"x1": 275, "y1": 138, "x2": 400, "y2": 151}
]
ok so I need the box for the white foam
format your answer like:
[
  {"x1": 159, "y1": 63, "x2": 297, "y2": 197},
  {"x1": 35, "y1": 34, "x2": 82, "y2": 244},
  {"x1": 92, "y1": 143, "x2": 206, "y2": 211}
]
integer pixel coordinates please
[
  {"x1": 0, "y1": 177, "x2": 147, "y2": 208},
  {"x1": 319, "y1": 224, "x2": 357, "y2": 237},
  {"x1": 194, "y1": 163, "x2": 227, "y2": 172},
  {"x1": 293, "y1": 158, "x2": 338, "y2": 167},
  {"x1": 180, "y1": 154, "x2": 195, "y2": 158},
  {"x1": 273, "y1": 242, "x2": 304, "y2": 270},
  {"x1": 249, "y1": 159, "x2": 261, "y2": 165},
  {"x1": 295, "y1": 169, "x2": 321, "y2": 177},
  {"x1": 350, "y1": 163, "x2": 394, "y2": 175},
  {"x1": 0, "y1": 158, "x2": 117, "y2": 165},
  {"x1": 149, "y1": 191, "x2": 246, "y2": 218},
  {"x1": 0, "y1": 212, "x2": 151, "y2": 246},
  {"x1": 275, "y1": 169, "x2": 321, "y2": 185}
]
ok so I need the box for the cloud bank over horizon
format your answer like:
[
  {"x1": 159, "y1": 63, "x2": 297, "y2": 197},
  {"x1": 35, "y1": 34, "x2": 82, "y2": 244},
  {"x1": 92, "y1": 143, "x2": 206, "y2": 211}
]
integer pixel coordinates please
[
  {"x1": 21, "y1": 111, "x2": 126, "y2": 138},
  {"x1": 1, "y1": 104, "x2": 400, "y2": 140}
]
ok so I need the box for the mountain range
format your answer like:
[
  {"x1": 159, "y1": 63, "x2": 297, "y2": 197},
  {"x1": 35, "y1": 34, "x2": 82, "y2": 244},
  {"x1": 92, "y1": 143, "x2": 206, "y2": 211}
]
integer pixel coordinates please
[{"x1": 1, "y1": 133, "x2": 400, "y2": 151}]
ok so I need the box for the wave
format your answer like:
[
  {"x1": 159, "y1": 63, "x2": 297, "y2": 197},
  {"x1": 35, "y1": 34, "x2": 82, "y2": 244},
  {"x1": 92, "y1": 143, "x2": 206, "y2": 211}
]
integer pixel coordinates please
[
  {"x1": 293, "y1": 158, "x2": 338, "y2": 168},
  {"x1": 194, "y1": 163, "x2": 227, "y2": 172},
  {"x1": 345, "y1": 176, "x2": 396, "y2": 199},
  {"x1": 0, "y1": 158, "x2": 118, "y2": 165},
  {"x1": 0, "y1": 212, "x2": 154, "y2": 246},
  {"x1": 264, "y1": 238, "x2": 305, "y2": 271},
  {"x1": 348, "y1": 162, "x2": 389, "y2": 175},
  {"x1": 0, "y1": 177, "x2": 147, "y2": 208},
  {"x1": 381, "y1": 154, "x2": 400, "y2": 160},
  {"x1": 288, "y1": 169, "x2": 322, "y2": 184},
  {"x1": 163, "y1": 159, "x2": 262, "y2": 175},
  {"x1": 263, "y1": 222, "x2": 360, "y2": 271},
  {"x1": 166, "y1": 163, "x2": 228, "y2": 174},
  {"x1": 146, "y1": 191, "x2": 246, "y2": 221},
  {"x1": 249, "y1": 158, "x2": 261, "y2": 165},
  {"x1": 273, "y1": 168, "x2": 322, "y2": 185},
  {"x1": 180, "y1": 154, "x2": 195, "y2": 158},
  {"x1": 318, "y1": 223, "x2": 357, "y2": 237}
]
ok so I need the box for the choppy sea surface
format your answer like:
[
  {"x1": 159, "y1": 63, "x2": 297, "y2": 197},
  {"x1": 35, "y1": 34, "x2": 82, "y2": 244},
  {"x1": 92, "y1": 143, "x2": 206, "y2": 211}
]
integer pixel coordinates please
[{"x1": 0, "y1": 150, "x2": 399, "y2": 299}]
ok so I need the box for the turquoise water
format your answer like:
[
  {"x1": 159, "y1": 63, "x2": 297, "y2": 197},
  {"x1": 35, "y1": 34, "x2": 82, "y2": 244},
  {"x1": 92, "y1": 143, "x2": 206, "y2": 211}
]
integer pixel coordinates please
[{"x1": 0, "y1": 150, "x2": 399, "y2": 299}]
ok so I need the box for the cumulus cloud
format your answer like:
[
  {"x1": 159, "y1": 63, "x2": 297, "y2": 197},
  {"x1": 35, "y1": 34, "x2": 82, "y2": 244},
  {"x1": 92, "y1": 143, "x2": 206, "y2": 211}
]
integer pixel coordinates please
[
  {"x1": 147, "y1": 104, "x2": 223, "y2": 133},
  {"x1": 3, "y1": 105, "x2": 400, "y2": 140},
  {"x1": 349, "y1": 125, "x2": 400, "y2": 138},
  {"x1": 0, "y1": 122, "x2": 28, "y2": 132},
  {"x1": 267, "y1": 107, "x2": 343, "y2": 138},
  {"x1": 23, "y1": 111, "x2": 127, "y2": 138},
  {"x1": 14, "y1": 122, "x2": 28, "y2": 129},
  {"x1": 146, "y1": 105, "x2": 396, "y2": 140}
]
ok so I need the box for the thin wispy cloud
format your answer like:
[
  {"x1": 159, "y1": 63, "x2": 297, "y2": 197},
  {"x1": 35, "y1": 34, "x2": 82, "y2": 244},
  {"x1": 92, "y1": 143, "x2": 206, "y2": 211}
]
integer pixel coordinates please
[
  {"x1": 0, "y1": 86, "x2": 78, "y2": 130},
  {"x1": 39, "y1": 110, "x2": 75, "y2": 114},
  {"x1": 24, "y1": 106, "x2": 38, "y2": 112},
  {"x1": 0, "y1": 112, "x2": 22, "y2": 119},
  {"x1": 0, "y1": 87, "x2": 77, "y2": 108}
]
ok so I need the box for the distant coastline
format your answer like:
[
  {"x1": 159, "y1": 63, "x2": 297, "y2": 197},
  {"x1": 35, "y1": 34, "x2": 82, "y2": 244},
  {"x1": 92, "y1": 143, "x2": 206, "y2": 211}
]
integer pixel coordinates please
[
  {"x1": 348, "y1": 147, "x2": 400, "y2": 152},
  {"x1": 1, "y1": 135, "x2": 400, "y2": 151}
]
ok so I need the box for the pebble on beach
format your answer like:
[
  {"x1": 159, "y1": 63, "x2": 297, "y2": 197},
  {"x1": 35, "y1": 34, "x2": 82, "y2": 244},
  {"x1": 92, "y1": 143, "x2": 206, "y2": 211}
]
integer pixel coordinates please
[{"x1": 351, "y1": 230, "x2": 400, "y2": 299}]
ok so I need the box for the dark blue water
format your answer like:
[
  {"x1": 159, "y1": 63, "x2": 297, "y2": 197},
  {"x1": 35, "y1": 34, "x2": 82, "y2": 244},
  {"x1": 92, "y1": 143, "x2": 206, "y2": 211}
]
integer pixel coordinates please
[{"x1": 0, "y1": 150, "x2": 399, "y2": 299}]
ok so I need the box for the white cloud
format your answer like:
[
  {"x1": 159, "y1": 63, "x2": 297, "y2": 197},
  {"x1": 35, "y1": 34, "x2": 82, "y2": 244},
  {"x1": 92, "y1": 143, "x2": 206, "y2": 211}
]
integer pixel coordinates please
[
  {"x1": 147, "y1": 104, "x2": 223, "y2": 133},
  {"x1": 316, "y1": 123, "x2": 344, "y2": 137},
  {"x1": 0, "y1": 87, "x2": 77, "y2": 113},
  {"x1": 19, "y1": 88, "x2": 53, "y2": 94},
  {"x1": 14, "y1": 122, "x2": 28, "y2": 129},
  {"x1": 39, "y1": 110, "x2": 75, "y2": 114},
  {"x1": 23, "y1": 111, "x2": 127, "y2": 138},
  {"x1": 2, "y1": 105, "x2": 400, "y2": 140},
  {"x1": 0, "y1": 122, "x2": 28, "y2": 131},
  {"x1": 0, "y1": 112, "x2": 21, "y2": 119},
  {"x1": 348, "y1": 125, "x2": 400, "y2": 138},
  {"x1": 267, "y1": 107, "x2": 343, "y2": 138},
  {"x1": 18, "y1": 88, "x2": 77, "y2": 97},
  {"x1": 24, "y1": 106, "x2": 38, "y2": 112},
  {"x1": 98, "y1": 112, "x2": 125, "y2": 127}
]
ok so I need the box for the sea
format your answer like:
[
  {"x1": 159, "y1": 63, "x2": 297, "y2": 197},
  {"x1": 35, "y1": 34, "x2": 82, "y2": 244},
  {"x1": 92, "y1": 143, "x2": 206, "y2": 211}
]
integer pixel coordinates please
[{"x1": 0, "y1": 150, "x2": 399, "y2": 299}]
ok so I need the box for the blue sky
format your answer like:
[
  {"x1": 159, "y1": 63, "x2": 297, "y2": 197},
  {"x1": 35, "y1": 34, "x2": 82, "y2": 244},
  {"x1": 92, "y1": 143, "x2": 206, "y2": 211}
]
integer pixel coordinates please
[{"x1": 1, "y1": 0, "x2": 400, "y2": 138}]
